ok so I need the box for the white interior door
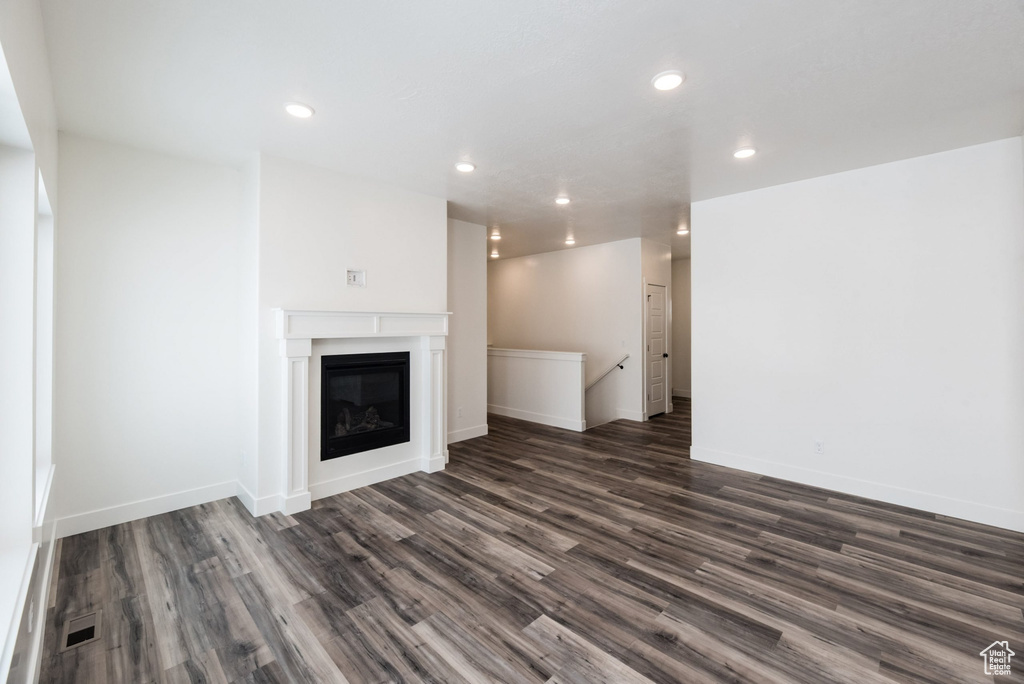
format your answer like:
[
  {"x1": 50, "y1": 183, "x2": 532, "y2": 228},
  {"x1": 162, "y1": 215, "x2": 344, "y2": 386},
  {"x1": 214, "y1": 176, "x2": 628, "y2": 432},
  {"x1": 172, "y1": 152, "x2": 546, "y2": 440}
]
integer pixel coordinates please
[{"x1": 646, "y1": 283, "x2": 667, "y2": 417}]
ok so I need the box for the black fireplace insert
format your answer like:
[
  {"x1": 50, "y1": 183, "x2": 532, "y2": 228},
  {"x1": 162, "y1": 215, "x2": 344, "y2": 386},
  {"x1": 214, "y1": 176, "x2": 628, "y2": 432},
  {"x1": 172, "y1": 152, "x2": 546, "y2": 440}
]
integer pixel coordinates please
[{"x1": 320, "y1": 351, "x2": 410, "y2": 460}]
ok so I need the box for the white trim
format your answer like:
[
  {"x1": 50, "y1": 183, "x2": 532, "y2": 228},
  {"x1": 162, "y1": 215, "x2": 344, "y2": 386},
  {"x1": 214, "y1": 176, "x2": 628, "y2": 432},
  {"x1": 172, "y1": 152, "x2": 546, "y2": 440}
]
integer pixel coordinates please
[
  {"x1": 276, "y1": 309, "x2": 450, "y2": 340},
  {"x1": 55, "y1": 480, "x2": 237, "y2": 538},
  {"x1": 309, "y1": 457, "x2": 423, "y2": 500},
  {"x1": 644, "y1": 281, "x2": 671, "y2": 418},
  {"x1": 617, "y1": 408, "x2": 645, "y2": 422},
  {"x1": 33, "y1": 465, "x2": 55, "y2": 530},
  {"x1": 23, "y1": 521, "x2": 57, "y2": 684},
  {"x1": 448, "y1": 424, "x2": 488, "y2": 443},
  {"x1": 281, "y1": 491, "x2": 312, "y2": 517},
  {"x1": 235, "y1": 481, "x2": 281, "y2": 518},
  {"x1": 31, "y1": 464, "x2": 54, "y2": 542},
  {"x1": 426, "y1": 342, "x2": 447, "y2": 471},
  {"x1": 280, "y1": 349, "x2": 310, "y2": 513},
  {"x1": 488, "y1": 404, "x2": 586, "y2": 432},
  {"x1": 275, "y1": 309, "x2": 449, "y2": 517},
  {"x1": 690, "y1": 445, "x2": 1024, "y2": 533},
  {"x1": 487, "y1": 348, "x2": 586, "y2": 362},
  {"x1": 672, "y1": 389, "x2": 691, "y2": 398},
  {"x1": 0, "y1": 543, "x2": 36, "y2": 682}
]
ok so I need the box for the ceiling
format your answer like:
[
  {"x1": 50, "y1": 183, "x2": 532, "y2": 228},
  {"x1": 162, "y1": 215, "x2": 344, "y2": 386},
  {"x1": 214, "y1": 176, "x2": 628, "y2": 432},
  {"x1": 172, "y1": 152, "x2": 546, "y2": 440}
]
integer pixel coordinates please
[{"x1": 39, "y1": 0, "x2": 1024, "y2": 259}]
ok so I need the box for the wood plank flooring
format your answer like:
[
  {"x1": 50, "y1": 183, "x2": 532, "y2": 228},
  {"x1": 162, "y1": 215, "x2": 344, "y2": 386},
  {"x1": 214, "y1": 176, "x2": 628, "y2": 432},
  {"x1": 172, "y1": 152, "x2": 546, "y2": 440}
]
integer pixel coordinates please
[{"x1": 39, "y1": 400, "x2": 1024, "y2": 683}]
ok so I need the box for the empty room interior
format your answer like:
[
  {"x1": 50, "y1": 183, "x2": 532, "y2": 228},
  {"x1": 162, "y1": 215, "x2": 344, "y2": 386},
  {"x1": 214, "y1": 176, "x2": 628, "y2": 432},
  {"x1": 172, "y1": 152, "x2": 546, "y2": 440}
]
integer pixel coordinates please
[{"x1": 2, "y1": 1, "x2": 1024, "y2": 682}]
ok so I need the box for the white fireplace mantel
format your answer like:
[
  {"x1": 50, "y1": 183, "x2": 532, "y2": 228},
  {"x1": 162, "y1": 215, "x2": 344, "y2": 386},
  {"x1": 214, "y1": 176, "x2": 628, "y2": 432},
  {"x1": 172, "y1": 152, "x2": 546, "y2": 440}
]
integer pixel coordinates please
[
  {"x1": 274, "y1": 309, "x2": 450, "y2": 515},
  {"x1": 276, "y1": 309, "x2": 450, "y2": 340}
]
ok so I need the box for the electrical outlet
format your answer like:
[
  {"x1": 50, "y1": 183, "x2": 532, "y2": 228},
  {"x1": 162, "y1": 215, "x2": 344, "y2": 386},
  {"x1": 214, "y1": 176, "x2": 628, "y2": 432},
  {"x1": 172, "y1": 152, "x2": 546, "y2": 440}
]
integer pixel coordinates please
[
  {"x1": 815, "y1": 440, "x2": 824, "y2": 455},
  {"x1": 457, "y1": 407, "x2": 463, "y2": 418},
  {"x1": 346, "y1": 269, "x2": 366, "y2": 287}
]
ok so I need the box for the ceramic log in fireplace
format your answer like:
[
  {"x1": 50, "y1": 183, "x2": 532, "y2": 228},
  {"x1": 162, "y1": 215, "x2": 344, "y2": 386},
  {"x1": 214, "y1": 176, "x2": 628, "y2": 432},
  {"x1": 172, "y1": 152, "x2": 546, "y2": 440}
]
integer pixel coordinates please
[{"x1": 320, "y1": 351, "x2": 410, "y2": 460}]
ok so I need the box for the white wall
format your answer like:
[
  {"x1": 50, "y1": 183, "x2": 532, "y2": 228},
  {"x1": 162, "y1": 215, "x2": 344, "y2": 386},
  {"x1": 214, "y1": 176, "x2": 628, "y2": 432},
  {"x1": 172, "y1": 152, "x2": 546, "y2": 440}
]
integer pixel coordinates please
[
  {"x1": 0, "y1": 0, "x2": 57, "y2": 194},
  {"x1": 54, "y1": 135, "x2": 246, "y2": 534},
  {"x1": 488, "y1": 238, "x2": 643, "y2": 427},
  {"x1": 0, "y1": 9, "x2": 59, "y2": 675},
  {"x1": 671, "y1": 259, "x2": 691, "y2": 397},
  {"x1": 447, "y1": 219, "x2": 488, "y2": 442},
  {"x1": 254, "y1": 155, "x2": 448, "y2": 503},
  {"x1": 691, "y1": 137, "x2": 1024, "y2": 532},
  {"x1": 237, "y1": 158, "x2": 260, "y2": 498},
  {"x1": 641, "y1": 239, "x2": 672, "y2": 291}
]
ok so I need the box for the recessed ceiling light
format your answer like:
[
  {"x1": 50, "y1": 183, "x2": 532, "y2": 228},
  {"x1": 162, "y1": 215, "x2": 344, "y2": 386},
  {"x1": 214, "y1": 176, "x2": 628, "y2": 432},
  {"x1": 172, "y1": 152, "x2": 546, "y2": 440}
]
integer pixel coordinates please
[
  {"x1": 285, "y1": 102, "x2": 315, "y2": 118},
  {"x1": 455, "y1": 162, "x2": 476, "y2": 173},
  {"x1": 490, "y1": 250, "x2": 499, "y2": 258},
  {"x1": 490, "y1": 234, "x2": 501, "y2": 240},
  {"x1": 677, "y1": 226, "x2": 689, "y2": 235},
  {"x1": 555, "y1": 197, "x2": 571, "y2": 205},
  {"x1": 565, "y1": 238, "x2": 576, "y2": 245},
  {"x1": 734, "y1": 147, "x2": 757, "y2": 159},
  {"x1": 652, "y1": 70, "x2": 685, "y2": 91}
]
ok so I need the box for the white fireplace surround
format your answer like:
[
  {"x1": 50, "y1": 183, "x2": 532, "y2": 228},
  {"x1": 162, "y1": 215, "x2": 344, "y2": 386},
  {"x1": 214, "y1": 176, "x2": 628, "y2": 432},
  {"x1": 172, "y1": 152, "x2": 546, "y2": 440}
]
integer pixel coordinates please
[{"x1": 275, "y1": 309, "x2": 450, "y2": 515}]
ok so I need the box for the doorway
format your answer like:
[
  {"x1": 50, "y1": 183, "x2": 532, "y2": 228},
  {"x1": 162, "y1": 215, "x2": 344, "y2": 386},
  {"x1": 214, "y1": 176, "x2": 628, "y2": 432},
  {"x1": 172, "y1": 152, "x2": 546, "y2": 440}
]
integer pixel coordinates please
[{"x1": 645, "y1": 283, "x2": 667, "y2": 417}]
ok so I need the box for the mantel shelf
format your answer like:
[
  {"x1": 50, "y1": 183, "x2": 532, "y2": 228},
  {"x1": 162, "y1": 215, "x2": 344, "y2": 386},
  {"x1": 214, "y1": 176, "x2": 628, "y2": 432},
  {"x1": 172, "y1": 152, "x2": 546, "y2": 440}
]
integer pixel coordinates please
[{"x1": 275, "y1": 309, "x2": 451, "y2": 340}]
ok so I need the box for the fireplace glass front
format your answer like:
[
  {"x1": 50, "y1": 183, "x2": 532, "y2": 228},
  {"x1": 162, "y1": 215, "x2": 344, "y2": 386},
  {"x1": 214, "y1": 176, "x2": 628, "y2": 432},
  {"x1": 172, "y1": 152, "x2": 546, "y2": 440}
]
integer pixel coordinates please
[{"x1": 320, "y1": 351, "x2": 410, "y2": 460}]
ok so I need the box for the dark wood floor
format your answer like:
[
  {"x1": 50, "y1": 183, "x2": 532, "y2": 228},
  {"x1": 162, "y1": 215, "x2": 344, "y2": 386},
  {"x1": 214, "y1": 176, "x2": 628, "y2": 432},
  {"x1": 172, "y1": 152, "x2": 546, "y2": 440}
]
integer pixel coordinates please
[{"x1": 40, "y1": 400, "x2": 1024, "y2": 683}]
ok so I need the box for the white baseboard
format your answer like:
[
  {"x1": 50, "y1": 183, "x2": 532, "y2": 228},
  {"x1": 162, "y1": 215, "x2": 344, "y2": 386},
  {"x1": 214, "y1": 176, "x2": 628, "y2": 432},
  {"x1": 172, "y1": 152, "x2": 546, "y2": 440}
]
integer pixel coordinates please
[
  {"x1": 672, "y1": 389, "x2": 691, "y2": 398},
  {"x1": 0, "y1": 543, "x2": 36, "y2": 683},
  {"x1": 235, "y1": 482, "x2": 282, "y2": 518},
  {"x1": 281, "y1": 491, "x2": 312, "y2": 516},
  {"x1": 617, "y1": 409, "x2": 644, "y2": 422},
  {"x1": 489, "y1": 404, "x2": 585, "y2": 432},
  {"x1": 21, "y1": 521, "x2": 57, "y2": 684},
  {"x1": 423, "y1": 454, "x2": 446, "y2": 473},
  {"x1": 448, "y1": 424, "x2": 488, "y2": 443},
  {"x1": 309, "y1": 457, "x2": 423, "y2": 501},
  {"x1": 55, "y1": 480, "x2": 238, "y2": 538},
  {"x1": 690, "y1": 445, "x2": 1024, "y2": 533}
]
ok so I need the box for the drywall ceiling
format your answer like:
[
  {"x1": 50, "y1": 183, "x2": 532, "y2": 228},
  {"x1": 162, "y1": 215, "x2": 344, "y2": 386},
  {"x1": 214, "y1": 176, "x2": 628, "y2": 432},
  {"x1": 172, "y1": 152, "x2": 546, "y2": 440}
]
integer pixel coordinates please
[{"x1": 40, "y1": 0, "x2": 1024, "y2": 259}]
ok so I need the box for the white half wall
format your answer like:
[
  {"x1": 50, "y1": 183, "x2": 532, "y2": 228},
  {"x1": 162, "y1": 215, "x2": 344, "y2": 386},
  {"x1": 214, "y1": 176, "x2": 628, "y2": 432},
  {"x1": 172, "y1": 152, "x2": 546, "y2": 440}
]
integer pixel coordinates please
[
  {"x1": 488, "y1": 239, "x2": 643, "y2": 428},
  {"x1": 671, "y1": 259, "x2": 691, "y2": 397},
  {"x1": 447, "y1": 219, "x2": 488, "y2": 443},
  {"x1": 487, "y1": 349, "x2": 586, "y2": 432},
  {"x1": 54, "y1": 135, "x2": 247, "y2": 533},
  {"x1": 691, "y1": 137, "x2": 1024, "y2": 532}
]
